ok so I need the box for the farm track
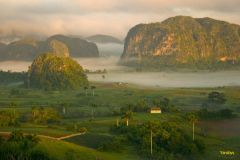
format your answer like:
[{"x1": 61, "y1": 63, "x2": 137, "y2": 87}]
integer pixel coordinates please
[{"x1": 0, "y1": 131, "x2": 85, "y2": 140}]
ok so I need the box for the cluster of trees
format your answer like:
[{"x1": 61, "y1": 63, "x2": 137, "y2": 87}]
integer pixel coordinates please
[
  {"x1": 30, "y1": 107, "x2": 60, "y2": 124},
  {"x1": 111, "y1": 121, "x2": 205, "y2": 159},
  {"x1": 120, "y1": 98, "x2": 175, "y2": 114},
  {"x1": 84, "y1": 69, "x2": 107, "y2": 74},
  {"x1": 120, "y1": 103, "x2": 146, "y2": 114},
  {"x1": 28, "y1": 53, "x2": 88, "y2": 90},
  {"x1": 207, "y1": 91, "x2": 226, "y2": 105},
  {"x1": 0, "y1": 70, "x2": 26, "y2": 85},
  {"x1": 0, "y1": 107, "x2": 61, "y2": 127},
  {"x1": 197, "y1": 108, "x2": 235, "y2": 120},
  {"x1": 118, "y1": 98, "x2": 176, "y2": 126},
  {"x1": 198, "y1": 91, "x2": 234, "y2": 119},
  {"x1": 0, "y1": 110, "x2": 19, "y2": 127},
  {"x1": 152, "y1": 97, "x2": 177, "y2": 112},
  {"x1": 0, "y1": 131, "x2": 51, "y2": 160},
  {"x1": 83, "y1": 86, "x2": 96, "y2": 96}
]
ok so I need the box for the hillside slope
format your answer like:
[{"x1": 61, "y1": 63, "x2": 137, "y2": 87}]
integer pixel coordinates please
[{"x1": 38, "y1": 138, "x2": 139, "y2": 160}]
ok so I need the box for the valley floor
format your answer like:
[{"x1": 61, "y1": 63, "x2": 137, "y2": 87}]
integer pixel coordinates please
[{"x1": 0, "y1": 82, "x2": 239, "y2": 159}]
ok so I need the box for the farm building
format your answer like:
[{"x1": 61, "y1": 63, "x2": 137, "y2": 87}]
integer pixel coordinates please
[{"x1": 150, "y1": 107, "x2": 161, "y2": 114}]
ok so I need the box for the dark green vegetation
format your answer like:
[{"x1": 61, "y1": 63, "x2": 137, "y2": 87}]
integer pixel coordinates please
[
  {"x1": 0, "y1": 75, "x2": 239, "y2": 159},
  {"x1": 111, "y1": 121, "x2": 205, "y2": 159},
  {"x1": 0, "y1": 70, "x2": 26, "y2": 85},
  {"x1": 0, "y1": 35, "x2": 99, "y2": 61},
  {"x1": 121, "y1": 16, "x2": 240, "y2": 70},
  {"x1": 0, "y1": 131, "x2": 51, "y2": 160},
  {"x1": 28, "y1": 54, "x2": 88, "y2": 90},
  {"x1": 86, "y1": 34, "x2": 123, "y2": 44}
]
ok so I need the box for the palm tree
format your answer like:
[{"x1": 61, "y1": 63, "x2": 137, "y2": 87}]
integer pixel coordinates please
[
  {"x1": 91, "y1": 86, "x2": 96, "y2": 96},
  {"x1": 116, "y1": 119, "x2": 119, "y2": 127},
  {"x1": 91, "y1": 103, "x2": 97, "y2": 120},
  {"x1": 146, "y1": 122, "x2": 157, "y2": 156},
  {"x1": 83, "y1": 86, "x2": 88, "y2": 96},
  {"x1": 188, "y1": 113, "x2": 198, "y2": 141},
  {"x1": 121, "y1": 111, "x2": 133, "y2": 126}
]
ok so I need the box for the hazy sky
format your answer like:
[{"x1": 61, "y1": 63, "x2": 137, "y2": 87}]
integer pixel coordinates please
[{"x1": 0, "y1": 0, "x2": 240, "y2": 39}]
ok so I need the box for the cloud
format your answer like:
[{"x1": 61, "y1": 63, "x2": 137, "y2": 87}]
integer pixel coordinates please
[{"x1": 0, "y1": 0, "x2": 240, "y2": 40}]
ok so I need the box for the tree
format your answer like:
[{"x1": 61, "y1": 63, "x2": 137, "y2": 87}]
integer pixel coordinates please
[
  {"x1": 84, "y1": 86, "x2": 88, "y2": 96},
  {"x1": 121, "y1": 111, "x2": 133, "y2": 126},
  {"x1": 59, "y1": 102, "x2": 69, "y2": 115},
  {"x1": 187, "y1": 113, "x2": 198, "y2": 141},
  {"x1": 147, "y1": 122, "x2": 156, "y2": 156},
  {"x1": 219, "y1": 109, "x2": 234, "y2": 118},
  {"x1": 208, "y1": 91, "x2": 226, "y2": 105},
  {"x1": 161, "y1": 98, "x2": 170, "y2": 107},
  {"x1": 111, "y1": 121, "x2": 205, "y2": 159},
  {"x1": 91, "y1": 103, "x2": 98, "y2": 120},
  {"x1": 91, "y1": 86, "x2": 96, "y2": 96},
  {"x1": 0, "y1": 110, "x2": 19, "y2": 127},
  {"x1": 0, "y1": 131, "x2": 50, "y2": 160},
  {"x1": 134, "y1": 100, "x2": 149, "y2": 112},
  {"x1": 30, "y1": 107, "x2": 60, "y2": 124}
]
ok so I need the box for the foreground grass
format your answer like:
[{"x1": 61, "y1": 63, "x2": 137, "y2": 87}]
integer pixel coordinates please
[{"x1": 38, "y1": 138, "x2": 140, "y2": 160}]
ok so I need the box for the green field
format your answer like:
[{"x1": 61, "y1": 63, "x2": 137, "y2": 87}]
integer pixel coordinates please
[{"x1": 0, "y1": 82, "x2": 240, "y2": 159}]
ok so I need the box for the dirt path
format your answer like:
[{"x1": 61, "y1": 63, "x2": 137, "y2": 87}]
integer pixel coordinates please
[{"x1": 0, "y1": 131, "x2": 85, "y2": 140}]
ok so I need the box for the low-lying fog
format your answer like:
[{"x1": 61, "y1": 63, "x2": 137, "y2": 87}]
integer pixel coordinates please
[
  {"x1": 1, "y1": 57, "x2": 240, "y2": 88},
  {"x1": 96, "y1": 43, "x2": 124, "y2": 57},
  {"x1": 87, "y1": 71, "x2": 240, "y2": 88}
]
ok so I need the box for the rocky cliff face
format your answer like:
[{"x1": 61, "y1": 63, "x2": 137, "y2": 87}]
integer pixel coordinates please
[
  {"x1": 42, "y1": 39, "x2": 70, "y2": 57},
  {"x1": 121, "y1": 16, "x2": 240, "y2": 67},
  {"x1": 0, "y1": 35, "x2": 99, "y2": 61}
]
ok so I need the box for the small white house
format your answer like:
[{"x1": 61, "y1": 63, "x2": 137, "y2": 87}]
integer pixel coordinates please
[{"x1": 150, "y1": 107, "x2": 162, "y2": 114}]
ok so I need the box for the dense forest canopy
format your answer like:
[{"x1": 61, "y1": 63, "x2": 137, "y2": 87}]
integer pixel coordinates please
[{"x1": 28, "y1": 53, "x2": 88, "y2": 90}]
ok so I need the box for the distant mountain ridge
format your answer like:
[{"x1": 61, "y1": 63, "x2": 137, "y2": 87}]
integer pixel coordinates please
[
  {"x1": 0, "y1": 35, "x2": 99, "y2": 61},
  {"x1": 121, "y1": 16, "x2": 240, "y2": 70},
  {"x1": 49, "y1": 35, "x2": 99, "y2": 57},
  {"x1": 86, "y1": 34, "x2": 123, "y2": 44}
]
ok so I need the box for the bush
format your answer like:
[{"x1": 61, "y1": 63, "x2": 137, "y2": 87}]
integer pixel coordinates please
[{"x1": 0, "y1": 131, "x2": 51, "y2": 160}]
